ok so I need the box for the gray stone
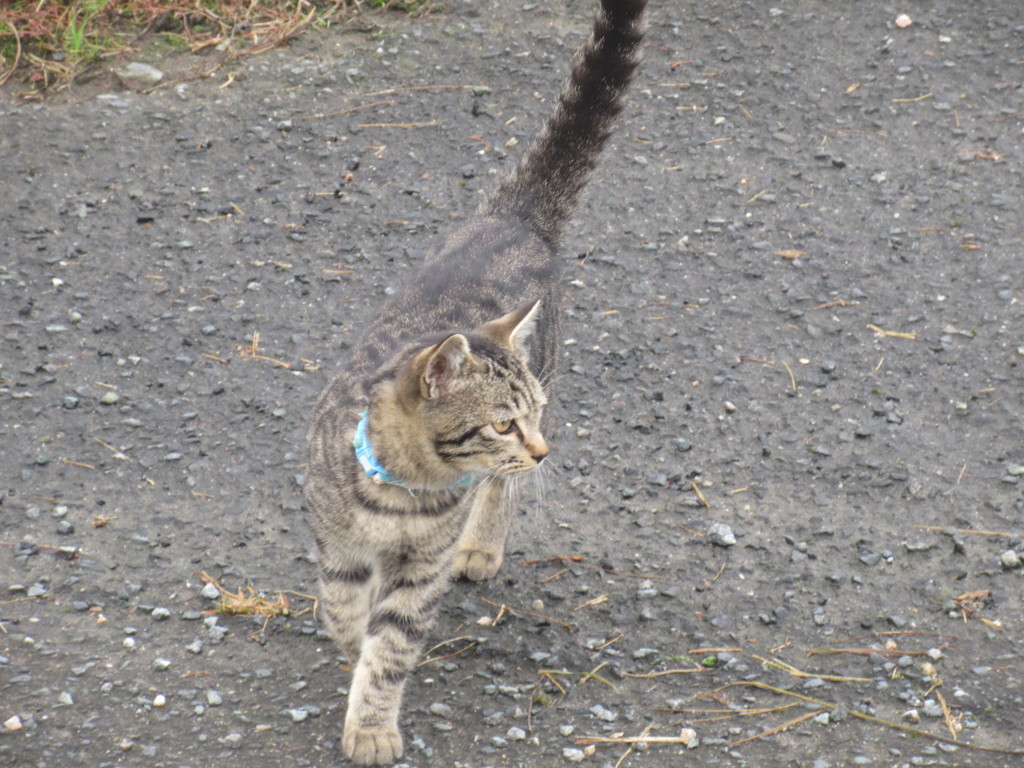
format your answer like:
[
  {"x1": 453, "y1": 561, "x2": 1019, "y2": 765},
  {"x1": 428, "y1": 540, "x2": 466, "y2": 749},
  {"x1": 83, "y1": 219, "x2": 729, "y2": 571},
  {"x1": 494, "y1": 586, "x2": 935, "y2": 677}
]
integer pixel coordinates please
[
  {"x1": 708, "y1": 522, "x2": 736, "y2": 547},
  {"x1": 116, "y1": 62, "x2": 165, "y2": 90}
]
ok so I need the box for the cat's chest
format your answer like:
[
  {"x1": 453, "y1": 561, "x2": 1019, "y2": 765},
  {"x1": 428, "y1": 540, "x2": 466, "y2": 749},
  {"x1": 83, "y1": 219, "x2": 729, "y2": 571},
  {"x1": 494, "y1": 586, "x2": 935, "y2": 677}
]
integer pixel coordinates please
[{"x1": 351, "y1": 484, "x2": 469, "y2": 544}]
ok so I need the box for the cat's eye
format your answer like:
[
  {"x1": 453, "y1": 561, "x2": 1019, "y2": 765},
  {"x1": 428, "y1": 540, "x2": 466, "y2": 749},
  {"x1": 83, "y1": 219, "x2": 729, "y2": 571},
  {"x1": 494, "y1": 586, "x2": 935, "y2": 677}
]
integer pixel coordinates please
[{"x1": 492, "y1": 419, "x2": 515, "y2": 434}]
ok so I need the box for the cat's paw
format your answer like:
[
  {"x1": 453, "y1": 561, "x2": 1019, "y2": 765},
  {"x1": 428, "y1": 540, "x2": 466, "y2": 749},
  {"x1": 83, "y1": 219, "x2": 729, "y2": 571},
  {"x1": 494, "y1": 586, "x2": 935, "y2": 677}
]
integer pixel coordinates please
[
  {"x1": 342, "y1": 725, "x2": 403, "y2": 765},
  {"x1": 452, "y1": 547, "x2": 502, "y2": 581}
]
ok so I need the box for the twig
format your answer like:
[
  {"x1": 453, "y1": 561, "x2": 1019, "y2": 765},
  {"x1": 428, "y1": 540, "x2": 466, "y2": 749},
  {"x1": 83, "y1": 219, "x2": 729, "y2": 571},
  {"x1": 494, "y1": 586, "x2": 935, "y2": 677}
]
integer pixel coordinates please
[
  {"x1": 690, "y1": 481, "x2": 709, "y2": 508},
  {"x1": 658, "y1": 702, "x2": 800, "y2": 720},
  {"x1": 730, "y1": 708, "x2": 827, "y2": 746},
  {"x1": 711, "y1": 681, "x2": 1024, "y2": 755},
  {"x1": 807, "y1": 647, "x2": 933, "y2": 659},
  {"x1": 358, "y1": 120, "x2": 441, "y2": 129},
  {"x1": 94, "y1": 438, "x2": 130, "y2": 461},
  {"x1": 867, "y1": 323, "x2": 916, "y2": 339},
  {"x1": 752, "y1": 655, "x2": 872, "y2": 683},
  {"x1": 298, "y1": 100, "x2": 396, "y2": 120},
  {"x1": 577, "y1": 731, "x2": 694, "y2": 746},
  {"x1": 589, "y1": 633, "x2": 624, "y2": 652},
  {"x1": 891, "y1": 92, "x2": 933, "y2": 103},
  {"x1": 479, "y1": 597, "x2": 572, "y2": 630},
  {"x1": 776, "y1": 249, "x2": 806, "y2": 260},
  {"x1": 540, "y1": 667, "x2": 617, "y2": 691},
  {"x1": 575, "y1": 562, "x2": 655, "y2": 580},
  {"x1": 913, "y1": 525, "x2": 1012, "y2": 538},
  {"x1": 0, "y1": 21, "x2": 22, "y2": 88},
  {"x1": 812, "y1": 299, "x2": 860, "y2": 311},
  {"x1": 780, "y1": 360, "x2": 797, "y2": 392},
  {"x1": 574, "y1": 594, "x2": 608, "y2": 611},
  {"x1": 360, "y1": 84, "x2": 488, "y2": 99},
  {"x1": 59, "y1": 457, "x2": 96, "y2": 470},
  {"x1": 540, "y1": 568, "x2": 568, "y2": 584},
  {"x1": 623, "y1": 667, "x2": 705, "y2": 679},
  {"x1": 419, "y1": 636, "x2": 477, "y2": 666},
  {"x1": 937, "y1": 690, "x2": 960, "y2": 742}
]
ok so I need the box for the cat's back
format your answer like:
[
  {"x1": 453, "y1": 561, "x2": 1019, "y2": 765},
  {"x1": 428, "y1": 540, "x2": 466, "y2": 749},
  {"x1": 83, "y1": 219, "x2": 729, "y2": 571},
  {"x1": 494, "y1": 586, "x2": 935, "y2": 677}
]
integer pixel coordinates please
[{"x1": 347, "y1": 214, "x2": 558, "y2": 375}]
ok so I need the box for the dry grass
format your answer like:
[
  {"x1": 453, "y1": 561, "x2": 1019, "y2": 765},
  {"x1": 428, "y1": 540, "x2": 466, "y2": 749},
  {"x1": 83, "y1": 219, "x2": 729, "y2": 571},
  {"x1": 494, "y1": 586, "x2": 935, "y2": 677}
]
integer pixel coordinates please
[{"x1": 0, "y1": 0, "x2": 427, "y2": 97}]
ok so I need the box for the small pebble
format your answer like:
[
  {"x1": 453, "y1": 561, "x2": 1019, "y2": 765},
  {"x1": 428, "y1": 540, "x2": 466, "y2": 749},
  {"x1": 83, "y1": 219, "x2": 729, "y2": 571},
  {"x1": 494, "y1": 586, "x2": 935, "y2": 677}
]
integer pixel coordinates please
[
  {"x1": 222, "y1": 732, "x2": 243, "y2": 749},
  {"x1": 562, "y1": 747, "x2": 586, "y2": 763},
  {"x1": 428, "y1": 702, "x2": 453, "y2": 718},
  {"x1": 707, "y1": 523, "x2": 736, "y2": 547},
  {"x1": 999, "y1": 549, "x2": 1021, "y2": 569},
  {"x1": 206, "y1": 689, "x2": 223, "y2": 706},
  {"x1": 153, "y1": 694, "x2": 166, "y2": 707}
]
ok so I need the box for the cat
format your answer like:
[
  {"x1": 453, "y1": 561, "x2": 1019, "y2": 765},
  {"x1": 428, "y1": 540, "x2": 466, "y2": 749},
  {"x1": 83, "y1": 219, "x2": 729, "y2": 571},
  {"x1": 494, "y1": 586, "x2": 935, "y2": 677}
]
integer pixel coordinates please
[{"x1": 303, "y1": 0, "x2": 647, "y2": 763}]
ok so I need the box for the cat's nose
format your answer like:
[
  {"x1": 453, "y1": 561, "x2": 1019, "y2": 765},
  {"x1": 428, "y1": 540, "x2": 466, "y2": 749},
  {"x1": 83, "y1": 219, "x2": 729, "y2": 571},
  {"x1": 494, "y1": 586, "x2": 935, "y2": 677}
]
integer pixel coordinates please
[{"x1": 527, "y1": 437, "x2": 548, "y2": 464}]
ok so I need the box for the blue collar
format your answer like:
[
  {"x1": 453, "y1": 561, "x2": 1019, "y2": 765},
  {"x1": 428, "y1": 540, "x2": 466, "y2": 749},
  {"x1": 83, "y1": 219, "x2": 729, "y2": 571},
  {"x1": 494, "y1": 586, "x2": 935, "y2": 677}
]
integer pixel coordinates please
[{"x1": 353, "y1": 411, "x2": 474, "y2": 493}]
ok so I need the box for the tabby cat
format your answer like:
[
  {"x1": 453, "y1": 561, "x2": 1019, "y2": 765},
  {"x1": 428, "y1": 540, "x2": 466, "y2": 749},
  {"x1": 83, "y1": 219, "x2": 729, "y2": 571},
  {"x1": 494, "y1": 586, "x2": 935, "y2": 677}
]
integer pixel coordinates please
[{"x1": 304, "y1": 0, "x2": 647, "y2": 763}]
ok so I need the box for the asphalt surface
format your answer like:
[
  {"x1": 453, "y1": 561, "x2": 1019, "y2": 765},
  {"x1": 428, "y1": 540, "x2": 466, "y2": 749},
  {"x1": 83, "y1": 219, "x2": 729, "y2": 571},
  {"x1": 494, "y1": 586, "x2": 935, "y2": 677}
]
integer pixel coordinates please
[{"x1": 2, "y1": 1, "x2": 1023, "y2": 766}]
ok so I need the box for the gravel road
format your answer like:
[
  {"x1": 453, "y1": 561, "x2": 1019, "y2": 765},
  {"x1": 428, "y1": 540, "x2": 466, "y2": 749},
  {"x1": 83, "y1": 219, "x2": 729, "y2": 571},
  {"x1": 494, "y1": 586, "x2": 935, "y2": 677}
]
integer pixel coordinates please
[{"x1": 2, "y1": 1, "x2": 1023, "y2": 766}]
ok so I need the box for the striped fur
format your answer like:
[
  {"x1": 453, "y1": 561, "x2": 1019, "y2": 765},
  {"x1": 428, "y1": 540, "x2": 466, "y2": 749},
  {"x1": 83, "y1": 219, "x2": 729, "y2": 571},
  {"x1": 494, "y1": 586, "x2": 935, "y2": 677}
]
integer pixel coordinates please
[{"x1": 304, "y1": 1, "x2": 646, "y2": 763}]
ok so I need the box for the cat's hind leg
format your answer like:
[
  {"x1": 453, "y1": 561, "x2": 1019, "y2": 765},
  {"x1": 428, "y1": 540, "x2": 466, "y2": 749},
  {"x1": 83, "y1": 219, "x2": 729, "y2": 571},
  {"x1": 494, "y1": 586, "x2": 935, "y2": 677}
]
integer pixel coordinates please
[
  {"x1": 343, "y1": 545, "x2": 455, "y2": 764},
  {"x1": 452, "y1": 476, "x2": 517, "y2": 581}
]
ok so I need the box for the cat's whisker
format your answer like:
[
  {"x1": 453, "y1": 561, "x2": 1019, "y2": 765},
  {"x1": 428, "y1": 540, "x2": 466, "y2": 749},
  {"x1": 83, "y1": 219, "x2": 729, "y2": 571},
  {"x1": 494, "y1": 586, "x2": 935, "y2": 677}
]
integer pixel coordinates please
[{"x1": 540, "y1": 370, "x2": 568, "y2": 394}]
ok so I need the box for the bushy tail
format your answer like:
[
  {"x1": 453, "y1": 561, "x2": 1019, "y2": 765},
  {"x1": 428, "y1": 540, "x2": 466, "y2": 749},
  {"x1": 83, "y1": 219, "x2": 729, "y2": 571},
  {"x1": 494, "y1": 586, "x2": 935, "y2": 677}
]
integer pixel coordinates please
[{"x1": 484, "y1": 0, "x2": 647, "y2": 244}]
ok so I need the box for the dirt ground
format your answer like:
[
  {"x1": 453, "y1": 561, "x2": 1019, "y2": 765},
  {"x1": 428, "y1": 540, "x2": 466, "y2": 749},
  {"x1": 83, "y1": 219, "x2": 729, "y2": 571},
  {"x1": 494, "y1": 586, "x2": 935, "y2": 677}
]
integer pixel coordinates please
[{"x1": 2, "y1": 1, "x2": 1023, "y2": 766}]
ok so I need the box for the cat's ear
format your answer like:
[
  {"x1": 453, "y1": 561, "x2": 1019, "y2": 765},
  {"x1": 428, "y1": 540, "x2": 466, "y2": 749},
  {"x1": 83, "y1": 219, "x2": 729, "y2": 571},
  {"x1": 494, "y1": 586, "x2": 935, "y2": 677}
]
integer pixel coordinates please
[
  {"x1": 477, "y1": 300, "x2": 541, "y2": 355},
  {"x1": 419, "y1": 334, "x2": 471, "y2": 400}
]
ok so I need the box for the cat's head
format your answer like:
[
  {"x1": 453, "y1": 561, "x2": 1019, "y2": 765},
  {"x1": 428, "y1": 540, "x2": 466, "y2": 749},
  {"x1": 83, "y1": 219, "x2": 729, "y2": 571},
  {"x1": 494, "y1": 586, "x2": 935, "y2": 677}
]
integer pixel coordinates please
[{"x1": 388, "y1": 302, "x2": 549, "y2": 482}]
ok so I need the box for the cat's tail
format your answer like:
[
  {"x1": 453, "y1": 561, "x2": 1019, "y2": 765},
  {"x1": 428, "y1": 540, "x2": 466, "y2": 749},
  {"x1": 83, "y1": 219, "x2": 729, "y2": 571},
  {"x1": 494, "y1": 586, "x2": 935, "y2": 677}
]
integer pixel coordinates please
[{"x1": 484, "y1": 0, "x2": 647, "y2": 244}]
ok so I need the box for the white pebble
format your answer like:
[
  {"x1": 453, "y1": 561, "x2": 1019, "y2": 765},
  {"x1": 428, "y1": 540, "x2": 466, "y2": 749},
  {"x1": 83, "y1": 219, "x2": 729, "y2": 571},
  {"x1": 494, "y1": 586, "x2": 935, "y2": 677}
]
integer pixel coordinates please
[
  {"x1": 1000, "y1": 549, "x2": 1021, "y2": 569},
  {"x1": 153, "y1": 694, "x2": 166, "y2": 707},
  {"x1": 201, "y1": 582, "x2": 221, "y2": 600}
]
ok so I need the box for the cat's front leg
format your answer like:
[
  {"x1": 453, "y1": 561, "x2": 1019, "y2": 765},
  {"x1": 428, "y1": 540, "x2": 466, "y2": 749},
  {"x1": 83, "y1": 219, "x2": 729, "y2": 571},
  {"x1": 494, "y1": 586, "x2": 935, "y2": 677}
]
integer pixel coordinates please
[
  {"x1": 343, "y1": 549, "x2": 453, "y2": 764},
  {"x1": 316, "y1": 547, "x2": 378, "y2": 661},
  {"x1": 453, "y1": 477, "x2": 516, "y2": 581}
]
